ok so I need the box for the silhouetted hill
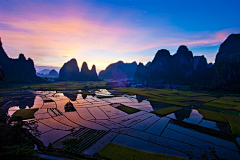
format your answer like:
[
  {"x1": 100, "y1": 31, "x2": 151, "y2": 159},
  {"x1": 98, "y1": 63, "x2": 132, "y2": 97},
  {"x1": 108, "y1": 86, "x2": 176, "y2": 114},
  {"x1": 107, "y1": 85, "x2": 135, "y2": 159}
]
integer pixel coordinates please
[
  {"x1": 192, "y1": 55, "x2": 215, "y2": 86},
  {"x1": 37, "y1": 69, "x2": 59, "y2": 78},
  {"x1": 80, "y1": 62, "x2": 99, "y2": 81},
  {"x1": 59, "y1": 58, "x2": 80, "y2": 80},
  {"x1": 171, "y1": 45, "x2": 194, "y2": 83},
  {"x1": 145, "y1": 61, "x2": 151, "y2": 67},
  {"x1": 37, "y1": 69, "x2": 51, "y2": 75},
  {"x1": 99, "y1": 61, "x2": 137, "y2": 80},
  {"x1": 0, "y1": 38, "x2": 39, "y2": 83},
  {"x1": 134, "y1": 62, "x2": 148, "y2": 83},
  {"x1": 48, "y1": 69, "x2": 59, "y2": 78},
  {"x1": 134, "y1": 46, "x2": 214, "y2": 85},
  {"x1": 90, "y1": 65, "x2": 99, "y2": 81},
  {"x1": 136, "y1": 46, "x2": 195, "y2": 84},
  {"x1": 214, "y1": 33, "x2": 240, "y2": 90},
  {"x1": 59, "y1": 59, "x2": 99, "y2": 81},
  {"x1": 134, "y1": 33, "x2": 240, "y2": 90}
]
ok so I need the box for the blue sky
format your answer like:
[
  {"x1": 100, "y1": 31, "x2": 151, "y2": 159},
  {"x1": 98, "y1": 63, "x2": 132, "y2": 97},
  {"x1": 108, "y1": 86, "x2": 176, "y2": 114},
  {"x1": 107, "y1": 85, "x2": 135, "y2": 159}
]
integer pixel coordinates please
[{"x1": 0, "y1": 0, "x2": 239, "y2": 70}]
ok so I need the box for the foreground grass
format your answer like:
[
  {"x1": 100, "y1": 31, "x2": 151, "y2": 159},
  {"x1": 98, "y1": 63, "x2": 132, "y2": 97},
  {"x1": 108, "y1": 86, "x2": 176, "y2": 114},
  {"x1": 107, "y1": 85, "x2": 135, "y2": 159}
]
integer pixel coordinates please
[
  {"x1": 11, "y1": 109, "x2": 39, "y2": 120},
  {"x1": 98, "y1": 143, "x2": 187, "y2": 160},
  {"x1": 152, "y1": 107, "x2": 183, "y2": 116},
  {"x1": 116, "y1": 105, "x2": 140, "y2": 114},
  {"x1": 198, "y1": 109, "x2": 227, "y2": 123}
]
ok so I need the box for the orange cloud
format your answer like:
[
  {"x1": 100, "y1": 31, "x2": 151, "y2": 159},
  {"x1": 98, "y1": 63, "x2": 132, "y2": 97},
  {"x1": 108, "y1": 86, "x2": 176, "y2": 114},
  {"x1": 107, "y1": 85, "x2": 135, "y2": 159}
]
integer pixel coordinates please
[{"x1": 0, "y1": 0, "x2": 238, "y2": 70}]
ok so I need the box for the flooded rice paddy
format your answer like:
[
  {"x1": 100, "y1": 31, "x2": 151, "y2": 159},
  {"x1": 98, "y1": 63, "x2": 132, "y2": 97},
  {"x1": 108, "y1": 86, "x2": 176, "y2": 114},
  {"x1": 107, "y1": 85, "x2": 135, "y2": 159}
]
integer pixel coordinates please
[{"x1": 6, "y1": 89, "x2": 240, "y2": 159}]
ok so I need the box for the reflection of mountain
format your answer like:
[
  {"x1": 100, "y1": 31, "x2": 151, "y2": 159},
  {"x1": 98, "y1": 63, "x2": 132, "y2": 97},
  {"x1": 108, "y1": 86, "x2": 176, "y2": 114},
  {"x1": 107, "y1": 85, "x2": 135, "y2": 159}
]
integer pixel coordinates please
[
  {"x1": 174, "y1": 108, "x2": 191, "y2": 120},
  {"x1": 11, "y1": 96, "x2": 36, "y2": 109},
  {"x1": 150, "y1": 101, "x2": 174, "y2": 110},
  {"x1": 82, "y1": 94, "x2": 87, "y2": 99},
  {"x1": 216, "y1": 122, "x2": 229, "y2": 133},
  {"x1": 64, "y1": 102, "x2": 76, "y2": 112},
  {"x1": 63, "y1": 93, "x2": 77, "y2": 101},
  {"x1": 136, "y1": 94, "x2": 145, "y2": 103}
]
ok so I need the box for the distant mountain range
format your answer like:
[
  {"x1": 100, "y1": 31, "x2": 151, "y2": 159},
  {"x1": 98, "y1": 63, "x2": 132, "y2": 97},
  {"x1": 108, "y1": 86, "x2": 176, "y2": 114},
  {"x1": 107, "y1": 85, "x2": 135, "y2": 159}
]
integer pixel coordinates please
[
  {"x1": 0, "y1": 33, "x2": 239, "y2": 91},
  {"x1": 37, "y1": 69, "x2": 51, "y2": 75},
  {"x1": 35, "y1": 66, "x2": 61, "y2": 73},
  {"x1": 99, "y1": 61, "x2": 137, "y2": 80},
  {"x1": 37, "y1": 69, "x2": 59, "y2": 78}
]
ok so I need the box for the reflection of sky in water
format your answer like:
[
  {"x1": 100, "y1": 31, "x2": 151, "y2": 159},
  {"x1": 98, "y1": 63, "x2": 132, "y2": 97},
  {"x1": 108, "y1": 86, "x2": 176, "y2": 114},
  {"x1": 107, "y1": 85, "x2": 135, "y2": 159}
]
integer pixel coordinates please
[
  {"x1": 5, "y1": 90, "x2": 239, "y2": 159},
  {"x1": 8, "y1": 106, "x2": 20, "y2": 117},
  {"x1": 7, "y1": 90, "x2": 231, "y2": 141},
  {"x1": 183, "y1": 109, "x2": 203, "y2": 124}
]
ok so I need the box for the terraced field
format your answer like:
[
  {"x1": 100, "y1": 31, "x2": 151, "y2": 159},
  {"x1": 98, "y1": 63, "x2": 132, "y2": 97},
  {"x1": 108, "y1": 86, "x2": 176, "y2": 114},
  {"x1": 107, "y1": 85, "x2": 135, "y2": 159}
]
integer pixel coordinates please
[
  {"x1": 115, "y1": 87, "x2": 240, "y2": 137},
  {"x1": 4, "y1": 88, "x2": 240, "y2": 160}
]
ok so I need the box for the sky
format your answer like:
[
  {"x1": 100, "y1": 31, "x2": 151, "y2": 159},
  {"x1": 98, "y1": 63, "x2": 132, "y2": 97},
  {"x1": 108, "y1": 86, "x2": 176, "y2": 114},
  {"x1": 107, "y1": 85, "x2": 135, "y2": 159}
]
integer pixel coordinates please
[{"x1": 0, "y1": 0, "x2": 240, "y2": 71}]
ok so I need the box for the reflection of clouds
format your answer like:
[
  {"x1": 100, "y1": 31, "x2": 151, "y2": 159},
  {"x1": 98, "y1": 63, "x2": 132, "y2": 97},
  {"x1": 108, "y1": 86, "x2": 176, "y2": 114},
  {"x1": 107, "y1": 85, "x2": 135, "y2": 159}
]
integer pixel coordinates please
[
  {"x1": 8, "y1": 106, "x2": 20, "y2": 117},
  {"x1": 183, "y1": 109, "x2": 203, "y2": 124}
]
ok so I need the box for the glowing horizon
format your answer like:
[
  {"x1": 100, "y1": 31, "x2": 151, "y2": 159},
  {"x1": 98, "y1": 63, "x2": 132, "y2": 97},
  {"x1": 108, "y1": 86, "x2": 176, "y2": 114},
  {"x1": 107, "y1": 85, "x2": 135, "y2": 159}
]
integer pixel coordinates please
[{"x1": 0, "y1": 0, "x2": 239, "y2": 70}]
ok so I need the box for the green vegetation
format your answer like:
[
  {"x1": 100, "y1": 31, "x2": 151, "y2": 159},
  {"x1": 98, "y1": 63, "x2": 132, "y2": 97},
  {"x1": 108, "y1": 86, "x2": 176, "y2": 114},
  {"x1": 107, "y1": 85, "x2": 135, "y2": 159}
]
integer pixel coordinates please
[
  {"x1": 11, "y1": 109, "x2": 39, "y2": 120},
  {"x1": 234, "y1": 105, "x2": 240, "y2": 111},
  {"x1": 20, "y1": 81, "x2": 109, "y2": 91},
  {"x1": 116, "y1": 105, "x2": 140, "y2": 114},
  {"x1": 152, "y1": 107, "x2": 183, "y2": 116},
  {"x1": 0, "y1": 120, "x2": 41, "y2": 160},
  {"x1": 115, "y1": 87, "x2": 240, "y2": 136},
  {"x1": 197, "y1": 109, "x2": 227, "y2": 123},
  {"x1": 220, "y1": 113, "x2": 240, "y2": 136},
  {"x1": 203, "y1": 96, "x2": 240, "y2": 110},
  {"x1": 203, "y1": 102, "x2": 236, "y2": 110},
  {"x1": 98, "y1": 143, "x2": 187, "y2": 160}
]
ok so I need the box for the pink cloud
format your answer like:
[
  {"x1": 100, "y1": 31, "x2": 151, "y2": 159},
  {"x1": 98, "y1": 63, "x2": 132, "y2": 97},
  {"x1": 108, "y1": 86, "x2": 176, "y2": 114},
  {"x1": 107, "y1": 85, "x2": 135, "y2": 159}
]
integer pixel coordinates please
[{"x1": 0, "y1": 0, "x2": 238, "y2": 70}]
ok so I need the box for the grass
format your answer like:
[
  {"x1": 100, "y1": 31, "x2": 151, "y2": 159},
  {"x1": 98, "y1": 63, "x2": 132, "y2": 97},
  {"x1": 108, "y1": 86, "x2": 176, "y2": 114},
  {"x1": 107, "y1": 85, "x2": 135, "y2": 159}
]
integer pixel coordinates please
[
  {"x1": 116, "y1": 105, "x2": 140, "y2": 114},
  {"x1": 115, "y1": 87, "x2": 240, "y2": 136},
  {"x1": 197, "y1": 109, "x2": 227, "y2": 123},
  {"x1": 98, "y1": 143, "x2": 187, "y2": 160},
  {"x1": 183, "y1": 96, "x2": 217, "y2": 103},
  {"x1": 20, "y1": 81, "x2": 109, "y2": 91},
  {"x1": 11, "y1": 109, "x2": 39, "y2": 120},
  {"x1": 152, "y1": 107, "x2": 183, "y2": 116},
  {"x1": 220, "y1": 113, "x2": 240, "y2": 137},
  {"x1": 203, "y1": 102, "x2": 236, "y2": 110},
  {"x1": 234, "y1": 105, "x2": 240, "y2": 111}
]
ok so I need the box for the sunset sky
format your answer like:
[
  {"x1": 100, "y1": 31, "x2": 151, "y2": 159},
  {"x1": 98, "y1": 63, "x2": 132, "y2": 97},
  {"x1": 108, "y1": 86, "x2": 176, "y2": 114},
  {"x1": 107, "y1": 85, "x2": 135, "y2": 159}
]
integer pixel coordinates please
[{"x1": 0, "y1": 0, "x2": 239, "y2": 71}]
